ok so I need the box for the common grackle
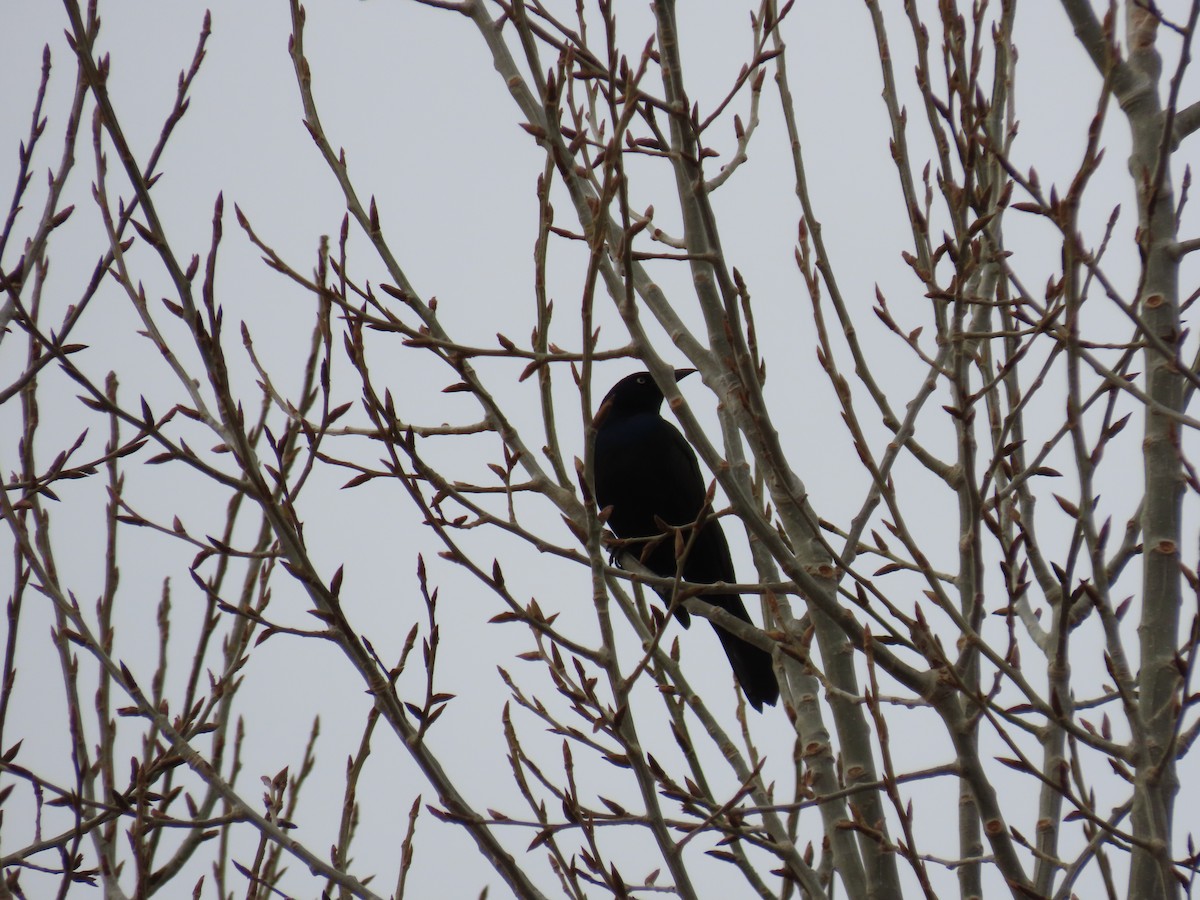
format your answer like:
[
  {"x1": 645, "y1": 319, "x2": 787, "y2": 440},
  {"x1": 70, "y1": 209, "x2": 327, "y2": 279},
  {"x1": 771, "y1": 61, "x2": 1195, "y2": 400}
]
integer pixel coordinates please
[{"x1": 593, "y1": 369, "x2": 779, "y2": 710}]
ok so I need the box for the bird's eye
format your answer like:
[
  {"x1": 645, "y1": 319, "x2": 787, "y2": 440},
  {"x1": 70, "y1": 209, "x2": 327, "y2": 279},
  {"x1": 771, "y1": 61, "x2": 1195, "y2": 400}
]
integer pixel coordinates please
[{"x1": 637, "y1": 376, "x2": 647, "y2": 384}]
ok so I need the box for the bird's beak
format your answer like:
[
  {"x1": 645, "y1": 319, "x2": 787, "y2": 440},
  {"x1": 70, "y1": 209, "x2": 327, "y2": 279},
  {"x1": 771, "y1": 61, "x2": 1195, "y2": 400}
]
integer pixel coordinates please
[{"x1": 673, "y1": 368, "x2": 697, "y2": 382}]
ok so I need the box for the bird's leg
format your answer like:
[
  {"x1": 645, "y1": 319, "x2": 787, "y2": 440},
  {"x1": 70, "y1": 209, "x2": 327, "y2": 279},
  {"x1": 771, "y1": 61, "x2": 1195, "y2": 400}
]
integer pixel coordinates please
[{"x1": 603, "y1": 532, "x2": 664, "y2": 569}]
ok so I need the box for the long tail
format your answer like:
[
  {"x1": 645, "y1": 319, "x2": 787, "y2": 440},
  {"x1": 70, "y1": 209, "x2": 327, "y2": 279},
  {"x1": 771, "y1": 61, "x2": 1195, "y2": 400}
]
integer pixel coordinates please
[{"x1": 708, "y1": 595, "x2": 779, "y2": 711}]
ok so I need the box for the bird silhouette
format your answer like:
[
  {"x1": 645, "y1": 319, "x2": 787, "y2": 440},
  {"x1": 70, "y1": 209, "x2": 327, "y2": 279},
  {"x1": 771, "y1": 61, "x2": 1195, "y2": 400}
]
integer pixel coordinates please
[{"x1": 593, "y1": 369, "x2": 779, "y2": 710}]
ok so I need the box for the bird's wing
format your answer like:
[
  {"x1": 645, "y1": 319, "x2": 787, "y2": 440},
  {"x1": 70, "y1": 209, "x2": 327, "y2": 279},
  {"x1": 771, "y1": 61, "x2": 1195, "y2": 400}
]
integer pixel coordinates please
[
  {"x1": 595, "y1": 414, "x2": 736, "y2": 579},
  {"x1": 649, "y1": 419, "x2": 710, "y2": 524}
]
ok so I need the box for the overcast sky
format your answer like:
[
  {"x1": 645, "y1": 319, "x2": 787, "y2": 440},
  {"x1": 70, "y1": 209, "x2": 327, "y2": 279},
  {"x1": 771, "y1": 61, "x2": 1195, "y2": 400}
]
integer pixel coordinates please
[{"x1": 3, "y1": 1, "x2": 1199, "y2": 897}]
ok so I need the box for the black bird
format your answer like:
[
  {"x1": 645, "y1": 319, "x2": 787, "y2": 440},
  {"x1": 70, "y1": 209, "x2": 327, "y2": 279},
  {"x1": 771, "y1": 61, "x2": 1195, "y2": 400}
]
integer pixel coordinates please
[{"x1": 593, "y1": 369, "x2": 779, "y2": 711}]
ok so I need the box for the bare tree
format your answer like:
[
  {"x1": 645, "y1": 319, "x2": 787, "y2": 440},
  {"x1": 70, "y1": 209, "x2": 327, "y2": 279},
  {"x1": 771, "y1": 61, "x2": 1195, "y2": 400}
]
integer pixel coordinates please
[{"x1": 2, "y1": 1, "x2": 1198, "y2": 898}]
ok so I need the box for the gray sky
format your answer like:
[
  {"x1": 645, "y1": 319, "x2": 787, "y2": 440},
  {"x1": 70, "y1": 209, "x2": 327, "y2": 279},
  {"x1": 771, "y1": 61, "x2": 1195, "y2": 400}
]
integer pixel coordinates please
[{"x1": 3, "y1": 1, "x2": 1199, "y2": 897}]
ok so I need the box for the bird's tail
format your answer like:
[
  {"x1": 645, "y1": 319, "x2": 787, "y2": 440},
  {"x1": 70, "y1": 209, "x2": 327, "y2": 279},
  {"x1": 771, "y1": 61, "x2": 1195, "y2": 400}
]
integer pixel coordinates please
[{"x1": 709, "y1": 596, "x2": 779, "y2": 711}]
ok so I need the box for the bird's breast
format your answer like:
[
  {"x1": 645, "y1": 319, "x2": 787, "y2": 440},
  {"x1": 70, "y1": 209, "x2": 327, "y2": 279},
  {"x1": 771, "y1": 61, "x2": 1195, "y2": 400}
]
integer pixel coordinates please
[{"x1": 594, "y1": 414, "x2": 705, "y2": 538}]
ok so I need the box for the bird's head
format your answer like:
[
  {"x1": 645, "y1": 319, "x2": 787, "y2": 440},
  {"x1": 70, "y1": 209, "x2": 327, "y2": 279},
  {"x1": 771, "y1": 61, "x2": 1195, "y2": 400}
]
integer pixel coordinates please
[{"x1": 595, "y1": 368, "x2": 696, "y2": 423}]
